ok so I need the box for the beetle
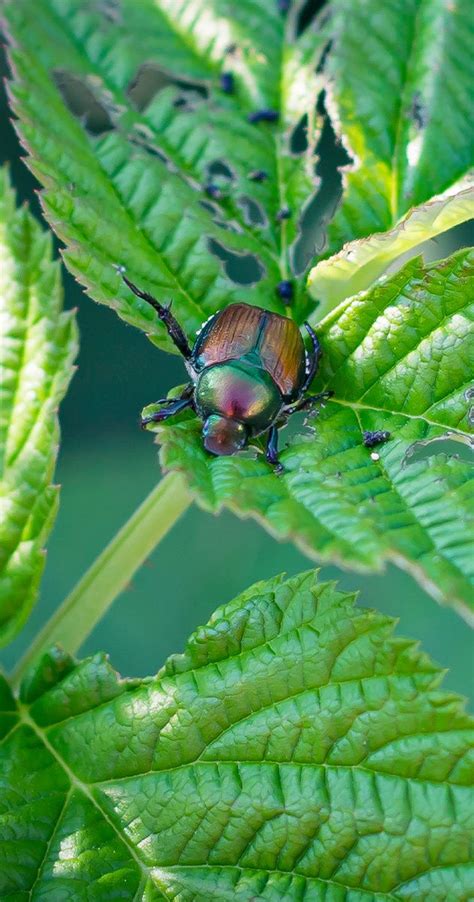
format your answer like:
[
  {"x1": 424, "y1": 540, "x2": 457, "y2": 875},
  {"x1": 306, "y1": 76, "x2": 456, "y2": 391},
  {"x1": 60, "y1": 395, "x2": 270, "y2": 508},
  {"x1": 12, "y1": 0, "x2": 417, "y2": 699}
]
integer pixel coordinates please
[{"x1": 119, "y1": 272, "x2": 332, "y2": 472}]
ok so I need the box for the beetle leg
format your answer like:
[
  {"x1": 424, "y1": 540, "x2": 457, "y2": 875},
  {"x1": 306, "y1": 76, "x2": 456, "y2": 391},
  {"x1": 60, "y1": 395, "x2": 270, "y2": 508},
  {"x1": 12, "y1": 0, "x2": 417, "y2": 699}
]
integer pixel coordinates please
[
  {"x1": 265, "y1": 425, "x2": 284, "y2": 474},
  {"x1": 141, "y1": 384, "x2": 194, "y2": 428},
  {"x1": 285, "y1": 390, "x2": 333, "y2": 416},
  {"x1": 301, "y1": 322, "x2": 322, "y2": 392},
  {"x1": 141, "y1": 396, "x2": 193, "y2": 428},
  {"x1": 119, "y1": 270, "x2": 192, "y2": 360}
]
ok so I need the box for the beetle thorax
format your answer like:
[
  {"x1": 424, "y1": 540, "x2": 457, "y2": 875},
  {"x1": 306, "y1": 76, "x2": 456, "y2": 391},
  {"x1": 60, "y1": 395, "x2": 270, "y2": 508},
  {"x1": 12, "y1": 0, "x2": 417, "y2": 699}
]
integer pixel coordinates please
[{"x1": 195, "y1": 361, "x2": 282, "y2": 433}]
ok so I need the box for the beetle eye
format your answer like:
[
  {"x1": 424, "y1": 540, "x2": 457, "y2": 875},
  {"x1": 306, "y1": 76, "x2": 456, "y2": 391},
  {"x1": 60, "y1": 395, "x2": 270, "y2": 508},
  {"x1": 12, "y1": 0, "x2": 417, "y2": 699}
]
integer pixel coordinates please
[{"x1": 203, "y1": 415, "x2": 248, "y2": 456}]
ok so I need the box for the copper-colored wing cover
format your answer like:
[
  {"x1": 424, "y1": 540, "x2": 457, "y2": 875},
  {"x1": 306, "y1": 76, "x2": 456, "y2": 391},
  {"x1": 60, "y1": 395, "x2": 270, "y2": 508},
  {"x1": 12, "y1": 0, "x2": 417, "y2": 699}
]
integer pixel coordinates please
[
  {"x1": 193, "y1": 303, "x2": 306, "y2": 398},
  {"x1": 259, "y1": 310, "x2": 306, "y2": 398}
]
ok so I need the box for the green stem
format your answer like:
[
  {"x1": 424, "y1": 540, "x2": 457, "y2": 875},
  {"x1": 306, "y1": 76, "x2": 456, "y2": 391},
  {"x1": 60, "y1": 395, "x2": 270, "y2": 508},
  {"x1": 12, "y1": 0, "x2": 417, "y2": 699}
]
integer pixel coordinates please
[{"x1": 12, "y1": 472, "x2": 192, "y2": 687}]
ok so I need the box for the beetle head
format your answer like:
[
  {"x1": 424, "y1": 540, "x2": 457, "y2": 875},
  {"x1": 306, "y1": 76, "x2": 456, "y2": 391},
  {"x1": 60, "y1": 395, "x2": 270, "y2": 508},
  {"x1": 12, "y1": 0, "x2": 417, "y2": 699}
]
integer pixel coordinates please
[{"x1": 202, "y1": 415, "x2": 248, "y2": 456}]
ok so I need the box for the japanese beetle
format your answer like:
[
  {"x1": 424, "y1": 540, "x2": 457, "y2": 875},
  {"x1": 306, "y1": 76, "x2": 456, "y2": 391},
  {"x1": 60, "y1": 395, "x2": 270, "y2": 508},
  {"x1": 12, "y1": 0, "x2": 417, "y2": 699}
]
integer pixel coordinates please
[{"x1": 120, "y1": 272, "x2": 332, "y2": 472}]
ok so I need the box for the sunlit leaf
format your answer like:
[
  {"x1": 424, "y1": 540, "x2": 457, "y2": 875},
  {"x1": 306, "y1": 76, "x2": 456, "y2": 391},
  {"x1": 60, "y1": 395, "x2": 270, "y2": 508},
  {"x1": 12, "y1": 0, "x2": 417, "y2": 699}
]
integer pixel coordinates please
[
  {"x1": 1, "y1": 570, "x2": 473, "y2": 899},
  {"x1": 308, "y1": 179, "x2": 474, "y2": 317},
  {"x1": 158, "y1": 251, "x2": 474, "y2": 621},
  {"x1": 0, "y1": 166, "x2": 77, "y2": 646}
]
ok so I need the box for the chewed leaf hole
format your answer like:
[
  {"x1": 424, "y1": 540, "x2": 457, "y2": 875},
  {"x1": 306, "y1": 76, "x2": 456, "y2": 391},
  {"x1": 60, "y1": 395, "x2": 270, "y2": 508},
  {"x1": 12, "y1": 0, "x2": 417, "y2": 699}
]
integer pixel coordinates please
[
  {"x1": 465, "y1": 386, "x2": 474, "y2": 427},
  {"x1": 297, "y1": 0, "x2": 329, "y2": 35},
  {"x1": 206, "y1": 159, "x2": 234, "y2": 181},
  {"x1": 403, "y1": 433, "x2": 474, "y2": 468},
  {"x1": 127, "y1": 64, "x2": 208, "y2": 112},
  {"x1": 315, "y1": 38, "x2": 333, "y2": 75},
  {"x1": 409, "y1": 91, "x2": 428, "y2": 130},
  {"x1": 53, "y1": 70, "x2": 114, "y2": 135},
  {"x1": 292, "y1": 90, "x2": 352, "y2": 274},
  {"x1": 99, "y1": 0, "x2": 122, "y2": 23},
  {"x1": 208, "y1": 238, "x2": 264, "y2": 284},
  {"x1": 290, "y1": 114, "x2": 309, "y2": 155},
  {"x1": 237, "y1": 195, "x2": 267, "y2": 226}
]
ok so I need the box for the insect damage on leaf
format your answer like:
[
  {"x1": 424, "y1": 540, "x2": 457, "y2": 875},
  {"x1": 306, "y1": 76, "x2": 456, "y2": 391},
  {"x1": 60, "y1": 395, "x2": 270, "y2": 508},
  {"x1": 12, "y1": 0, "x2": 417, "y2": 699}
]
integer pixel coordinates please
[
  {"x1": 4, "y1": 0, "x2": 326, "y2": 342},
  {"x1": 3, "y1": 0, "x2": 473, "y2": 619}
]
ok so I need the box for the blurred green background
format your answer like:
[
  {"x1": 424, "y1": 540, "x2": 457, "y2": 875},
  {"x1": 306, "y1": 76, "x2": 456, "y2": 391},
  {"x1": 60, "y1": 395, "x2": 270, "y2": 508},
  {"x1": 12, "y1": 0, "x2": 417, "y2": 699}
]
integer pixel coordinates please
[{"x1": 0, "y1": 47, "x2": 472, "y2": 700}]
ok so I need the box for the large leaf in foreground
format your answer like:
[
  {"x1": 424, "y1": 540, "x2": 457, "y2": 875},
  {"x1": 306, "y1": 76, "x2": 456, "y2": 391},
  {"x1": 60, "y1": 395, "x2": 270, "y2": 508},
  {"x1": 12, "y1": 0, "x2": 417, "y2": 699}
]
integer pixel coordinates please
[
  {"x1": 308, "y1": 180, "x2": 474, "y2": 317},
  {"x1": 324, "y1": 0, "x2": 474, "y2": 255},
  {"x1": 0, "y1": 167, "x2": 77, "y2": 646},
  {"x1": 1, "y1": 571, "x2": 473, "y2": 899},
  {"x1": 4, "y1": 0, "x2": 323, "y2": 338},
  {"x1": 157, "y1": 251, "x2": 474, "y2": 620}
]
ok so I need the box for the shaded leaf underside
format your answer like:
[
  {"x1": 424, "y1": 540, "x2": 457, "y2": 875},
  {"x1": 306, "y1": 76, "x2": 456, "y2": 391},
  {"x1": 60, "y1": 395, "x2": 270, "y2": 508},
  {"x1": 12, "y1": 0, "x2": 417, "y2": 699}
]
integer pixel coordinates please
[
  {"x1": 0, "y1": 167, "x2": 77, "y2": 646},
  {"x1": 157, "y1": 252, "x2": 474, "y2": 620},
  {"x1": 308, "y1": 180, "x2": 474, "y2": 317},
  {"x1": 1, "y1": 571, "x2": 473, "y2": 899}
]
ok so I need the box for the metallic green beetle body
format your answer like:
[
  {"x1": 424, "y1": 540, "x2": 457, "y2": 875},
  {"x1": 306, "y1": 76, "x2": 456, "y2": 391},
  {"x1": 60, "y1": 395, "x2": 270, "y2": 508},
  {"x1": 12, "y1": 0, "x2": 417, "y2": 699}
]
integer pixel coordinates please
[
  {"x1": 195, "y1": 361, "x2": 282, "y2": 431},
  {"x1": 191, "y1": 303, "x2": 307, "y2": 439},
  {"x1": 192, "y1": 303, "x2": 306, "y2": 401},
  {"x1": 120, "y1": 272, "x2": 328, "y2": 471}
]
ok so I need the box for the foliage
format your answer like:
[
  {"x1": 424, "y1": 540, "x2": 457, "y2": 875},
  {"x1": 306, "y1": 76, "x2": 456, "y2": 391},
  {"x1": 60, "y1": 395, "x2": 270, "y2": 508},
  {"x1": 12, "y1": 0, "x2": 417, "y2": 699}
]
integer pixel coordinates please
[
  {"x1": 3, "y1": 0, "x2": 473, "y2": 615},
  {"x1": 324, "y1": 0, "x2": 474, "y2": 253},
  {"x1": 158, "y1": 250, "x2": 474, "y2": 619},
  {"x1": 4, "y1": 0, "x2": 325, "y2": 333},
  {"x1": 0, "y1": 166, "x2": 77, "y2": 646},
  {"x1": 1, "y1": 571, "x2": 473, "y2": 900},
  {"x1": 0, "y1": 5, "x2": 473, "y2": 897}
]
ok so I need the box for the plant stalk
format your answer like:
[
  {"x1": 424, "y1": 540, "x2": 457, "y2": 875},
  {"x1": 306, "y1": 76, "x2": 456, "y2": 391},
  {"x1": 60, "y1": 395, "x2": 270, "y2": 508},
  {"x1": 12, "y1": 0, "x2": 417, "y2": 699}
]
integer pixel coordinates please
[{"x1": 12, "y1": 471, "x2": 192, "y2": 687}]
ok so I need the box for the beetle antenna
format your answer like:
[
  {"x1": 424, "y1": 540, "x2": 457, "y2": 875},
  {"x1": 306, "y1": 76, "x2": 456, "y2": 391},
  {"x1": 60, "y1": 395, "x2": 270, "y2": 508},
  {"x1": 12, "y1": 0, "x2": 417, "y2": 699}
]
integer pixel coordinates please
[{"x1": 119, "y1": 271, "x2": 192, "y2": 359}]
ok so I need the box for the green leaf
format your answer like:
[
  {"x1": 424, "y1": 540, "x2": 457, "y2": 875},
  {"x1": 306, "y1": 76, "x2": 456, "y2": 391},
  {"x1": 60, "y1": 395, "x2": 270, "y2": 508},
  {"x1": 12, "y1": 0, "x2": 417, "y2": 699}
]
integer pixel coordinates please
[
  {"x1": 4, "y1": 0, "x2": 325, "y2": 337},
  {"x1": 4, "y1": 1, "x2": 473, "y2": 619},
  {"x1": 157, "y1": 251, "x2": 474, "y2": 621},
  {"x1": 324, "y1": 0, "x2": 474, "y2": 255},
  {"x1": 0, "y1": 166, "x2": 77, "y2": 647},
  {"x1": 308, "y1": 179, "x2": 474, "y2": 317},
  {"x1": 4, "y1": 0, "x2": 472, "y2": 338},
  {"x1": 1, "y1": 570, "x2": 473, "y2": 899}
]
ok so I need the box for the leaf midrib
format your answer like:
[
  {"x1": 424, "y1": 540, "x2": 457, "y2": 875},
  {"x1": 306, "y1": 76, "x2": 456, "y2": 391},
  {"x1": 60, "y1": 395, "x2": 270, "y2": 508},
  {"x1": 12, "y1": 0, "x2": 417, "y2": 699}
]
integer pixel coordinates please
[
  {"x1": 389, "y1": 0, "x2": 427, "y2": 220},
  {"x1": 330, "y1": 396, "x2": 471, "y2": 439},
  {"x1": 1, "y1": 209, "x2": 33, "y2": 472},
  {"x1": 18, "y1": 705, "x2": 160, "y2": 898}
]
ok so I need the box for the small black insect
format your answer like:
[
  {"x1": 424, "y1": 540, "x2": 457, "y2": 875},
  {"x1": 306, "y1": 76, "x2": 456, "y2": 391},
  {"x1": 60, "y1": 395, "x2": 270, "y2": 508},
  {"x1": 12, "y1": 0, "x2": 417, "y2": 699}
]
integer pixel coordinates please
[
  {"x1": 119, "y1": 270, "x2": 334, "y2": 472},
  {"x1": 220, "y1": 71, "x2": 234, "y2": 94},
  {"x1": 276, "y1": 280, "x2": 293, "y2": 301},
  {"x1": 248, "y1": 169, "x2": 269, "y2": 182},
  {"x1": 204, "y1": 183, "x2": 224, "y2": 200},
  {"x1": 277, "y1": 207, "x2": 292, "y2": 221},
  {"x1": 248, "y1": 108, "x2": 279, "y2": 124},
  {"x1": 363, "y1": 430, "x2": 391, "y2": 449},
  {"x1": 409, "y1": 91, "x2": 428, "y2": 130}
]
